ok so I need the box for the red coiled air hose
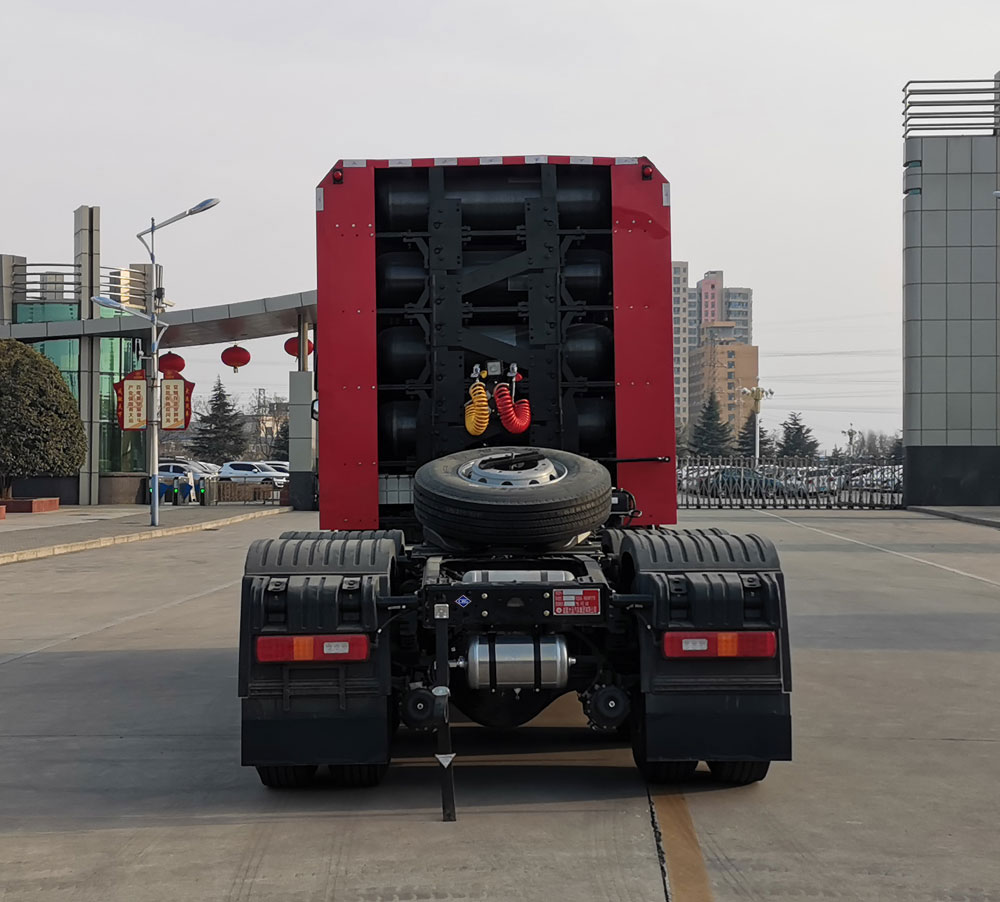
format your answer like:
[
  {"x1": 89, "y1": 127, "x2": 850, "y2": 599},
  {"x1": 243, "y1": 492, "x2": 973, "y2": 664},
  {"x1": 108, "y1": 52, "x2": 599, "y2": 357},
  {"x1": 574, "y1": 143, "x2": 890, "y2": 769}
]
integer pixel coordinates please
[{"x1": 493, "y1": 383, "x2": 531, "y2": 434}]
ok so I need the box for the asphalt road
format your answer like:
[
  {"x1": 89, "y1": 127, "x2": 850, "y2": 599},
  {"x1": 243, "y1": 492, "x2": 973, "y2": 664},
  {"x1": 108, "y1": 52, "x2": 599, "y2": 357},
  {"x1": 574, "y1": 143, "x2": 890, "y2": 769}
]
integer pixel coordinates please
[{"x1": 1, "y1": 509, "x2": 998, "y2": 901}]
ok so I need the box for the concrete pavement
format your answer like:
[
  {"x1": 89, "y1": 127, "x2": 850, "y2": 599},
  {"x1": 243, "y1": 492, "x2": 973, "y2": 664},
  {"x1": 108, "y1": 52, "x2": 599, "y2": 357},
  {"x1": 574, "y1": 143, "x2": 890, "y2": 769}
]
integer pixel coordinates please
[
  {"x1": 1, "y1": 508, "x2": 999, "y2": 900},
  {"x1": 910, "y1": 505, "x2": 1000, "y2": 531},
  {"x1": 0, "y1": 512, "x2": 664, "y2": 902},
  {"x1": 0, "y1": 503, "x2": 291, "y2": 565},
  {"x1": 677, "y1": 508, "x2": 1000, "y2": 902}
]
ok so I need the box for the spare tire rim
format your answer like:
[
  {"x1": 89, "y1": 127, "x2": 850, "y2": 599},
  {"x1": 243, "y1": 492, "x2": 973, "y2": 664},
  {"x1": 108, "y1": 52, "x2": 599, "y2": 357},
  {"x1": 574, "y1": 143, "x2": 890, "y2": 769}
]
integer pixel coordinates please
[{"x1": 458, "y1": 451, "x2": 567, "y2": 488}]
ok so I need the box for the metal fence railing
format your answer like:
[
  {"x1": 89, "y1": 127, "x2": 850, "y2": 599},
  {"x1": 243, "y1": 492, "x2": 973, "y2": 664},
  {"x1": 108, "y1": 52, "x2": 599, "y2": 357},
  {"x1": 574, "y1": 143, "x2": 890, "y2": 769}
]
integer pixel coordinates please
[{"x1": 677, "y1": 458, "x2": 903, "y2": 510}]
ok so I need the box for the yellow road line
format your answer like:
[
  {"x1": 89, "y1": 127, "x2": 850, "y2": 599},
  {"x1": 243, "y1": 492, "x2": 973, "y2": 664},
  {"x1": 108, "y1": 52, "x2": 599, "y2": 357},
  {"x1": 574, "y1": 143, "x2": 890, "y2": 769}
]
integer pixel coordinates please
[{"x1": 651, "y1": 791, "x2": 715, "y2": 902}]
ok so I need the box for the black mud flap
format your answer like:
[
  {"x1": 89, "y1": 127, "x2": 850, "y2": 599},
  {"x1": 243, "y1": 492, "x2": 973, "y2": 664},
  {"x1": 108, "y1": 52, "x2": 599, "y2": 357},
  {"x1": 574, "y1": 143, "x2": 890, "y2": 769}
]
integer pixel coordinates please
[
  {"x1": 638, "y1": 691, "x2": 791, "y2": 763},
  {"x1": 241, "y1": 696, "x2": 393, "y2": 766},
  {"x1": 622, "y1": 527, "x2": 793, "y2": 763},
  {"x1": 239, "y1": 536, "x2": 398, "y2": 769}
]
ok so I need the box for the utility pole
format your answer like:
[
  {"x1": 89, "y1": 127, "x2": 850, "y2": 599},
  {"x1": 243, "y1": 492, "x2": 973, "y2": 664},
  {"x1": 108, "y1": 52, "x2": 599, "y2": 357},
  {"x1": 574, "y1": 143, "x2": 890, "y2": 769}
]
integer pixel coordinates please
[{"x1": 842, "y1": 423, "x2": 858, "y2": 458}]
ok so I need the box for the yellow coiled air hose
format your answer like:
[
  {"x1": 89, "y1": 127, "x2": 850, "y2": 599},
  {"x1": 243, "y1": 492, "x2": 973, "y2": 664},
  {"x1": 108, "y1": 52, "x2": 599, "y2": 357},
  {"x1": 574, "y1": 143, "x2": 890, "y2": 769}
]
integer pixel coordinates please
[{"x1": 464, "y1": 381, "x2": 490, "y2": 436}]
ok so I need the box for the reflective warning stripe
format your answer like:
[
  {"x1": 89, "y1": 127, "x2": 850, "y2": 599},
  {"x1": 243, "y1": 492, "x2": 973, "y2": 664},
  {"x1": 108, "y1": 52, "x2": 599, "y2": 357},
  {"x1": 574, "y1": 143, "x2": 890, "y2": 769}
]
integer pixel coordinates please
[{"x1": 332, "y1": 156, "x2": 649, "y2": 169}]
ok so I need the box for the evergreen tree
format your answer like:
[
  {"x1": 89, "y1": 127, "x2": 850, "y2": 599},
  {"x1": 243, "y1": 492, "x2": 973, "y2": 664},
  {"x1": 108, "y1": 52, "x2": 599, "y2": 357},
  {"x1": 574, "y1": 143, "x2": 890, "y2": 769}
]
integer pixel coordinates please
[
  {"x1": 0, "y1": 340, "x2": 86, "y2": 498},
  {"x1": 189, "y1": 377, "x2": 247, "y2": 463},
  {"x1": 890, "y1": 436, "x2": 903, "y2": 463},
  {"x1": 271, "y1": 419, "x2": 289, "y2": 460},
  {"x1": 829, "y1": 445, "x2": 845, "y2": 463},
  {"x1": 777, "y1": 412, "x2": 820, "y2": 460},
  {"x1": 735, "y1": 413, "x2": 776, "y2": 459},
  {"x1": 690, "y1": 392, "x2": 733, "y2": 457}
]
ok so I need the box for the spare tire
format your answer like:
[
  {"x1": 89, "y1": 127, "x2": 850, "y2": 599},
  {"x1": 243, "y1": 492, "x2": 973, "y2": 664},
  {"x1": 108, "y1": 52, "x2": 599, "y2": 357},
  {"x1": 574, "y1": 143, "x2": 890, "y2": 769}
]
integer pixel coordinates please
[{"x1": 414, "y1": 447, "x2": 612, "y2": 545}]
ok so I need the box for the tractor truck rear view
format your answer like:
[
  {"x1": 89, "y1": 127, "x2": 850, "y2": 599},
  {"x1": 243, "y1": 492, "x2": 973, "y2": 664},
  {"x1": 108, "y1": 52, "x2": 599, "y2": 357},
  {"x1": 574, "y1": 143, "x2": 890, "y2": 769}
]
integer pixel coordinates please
[{"x1": 238, "y1": 156, "x2": 791, "y2": 803}]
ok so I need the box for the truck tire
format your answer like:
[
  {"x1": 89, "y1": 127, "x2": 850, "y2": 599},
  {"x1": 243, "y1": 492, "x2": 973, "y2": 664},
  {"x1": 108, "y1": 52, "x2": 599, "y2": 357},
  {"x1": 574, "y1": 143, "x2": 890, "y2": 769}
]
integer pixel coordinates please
[
  {"x1": 414, "y1": 447, "x2": 611, "y2": 545},
  {"x1": 329, "y1": 763, "x2": 389, "y2": 787},
  {"x1": 256, "y1": 765, "x2": 317, "y2": 788},
  {"x1": 708, "y1": 760, "x2": 770, "y2": 785}
]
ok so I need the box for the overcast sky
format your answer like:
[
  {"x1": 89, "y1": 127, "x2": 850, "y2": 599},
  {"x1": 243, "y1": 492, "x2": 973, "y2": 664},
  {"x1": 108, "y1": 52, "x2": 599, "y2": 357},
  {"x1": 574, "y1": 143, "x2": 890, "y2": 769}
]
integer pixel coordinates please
[{"x1": 2, "y1": 0, "x2": 998, "y2": 450}]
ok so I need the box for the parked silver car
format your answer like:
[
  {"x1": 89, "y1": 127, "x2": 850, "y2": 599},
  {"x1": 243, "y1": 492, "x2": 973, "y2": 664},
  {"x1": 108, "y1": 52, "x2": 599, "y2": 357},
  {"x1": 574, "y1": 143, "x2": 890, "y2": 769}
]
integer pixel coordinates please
[{"x1": 218, "y1": 462, "x2": 288, "y2": 486}]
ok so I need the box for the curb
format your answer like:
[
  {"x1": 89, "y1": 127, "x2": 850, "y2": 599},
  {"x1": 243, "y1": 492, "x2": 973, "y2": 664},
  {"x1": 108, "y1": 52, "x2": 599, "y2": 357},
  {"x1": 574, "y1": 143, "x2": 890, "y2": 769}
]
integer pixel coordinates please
[
  {"x1": 908, "y1": 506, "x2": 1000, "y2": 531},
  {"x1": 0, "y1": 507, "x2": 292, "y2": 567}
]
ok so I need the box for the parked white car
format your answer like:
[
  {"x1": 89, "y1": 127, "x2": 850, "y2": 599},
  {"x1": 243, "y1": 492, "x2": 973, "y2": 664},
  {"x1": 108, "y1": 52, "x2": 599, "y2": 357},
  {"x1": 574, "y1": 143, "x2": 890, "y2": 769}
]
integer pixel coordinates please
[
  {"x1": 218, "y1": 462, "x2": 288, "y2": 486},
  {"x1": 263, "y1": 461, "x2": 290, "y2": 474}
]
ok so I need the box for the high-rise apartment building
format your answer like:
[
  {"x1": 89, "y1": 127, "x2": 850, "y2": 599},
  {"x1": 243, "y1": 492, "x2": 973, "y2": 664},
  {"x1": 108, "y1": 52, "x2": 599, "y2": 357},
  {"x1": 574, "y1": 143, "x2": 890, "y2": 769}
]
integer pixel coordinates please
[
  {"x1": 695, "y1": 270, "x2": 753, "y2": 343},
  {"x1": 688, "y1": 324, "x2": 759, "y2": 427},
  {"x1": 672, "y1": 263, "x2": 756, "y2": 432},
  {"x1": 672, "y1": 261, "x2": 692, "y2": 428},
  {"x1": 724, "y1": 287, "x2": 753, "y2": 344}
]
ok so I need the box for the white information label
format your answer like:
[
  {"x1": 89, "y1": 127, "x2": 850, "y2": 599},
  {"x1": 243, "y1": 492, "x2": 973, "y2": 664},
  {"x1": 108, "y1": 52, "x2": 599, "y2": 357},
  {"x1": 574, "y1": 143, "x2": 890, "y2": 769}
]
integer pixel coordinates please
[{"x1": 323, "y1": 641, "x2": 350, "y2": 655}]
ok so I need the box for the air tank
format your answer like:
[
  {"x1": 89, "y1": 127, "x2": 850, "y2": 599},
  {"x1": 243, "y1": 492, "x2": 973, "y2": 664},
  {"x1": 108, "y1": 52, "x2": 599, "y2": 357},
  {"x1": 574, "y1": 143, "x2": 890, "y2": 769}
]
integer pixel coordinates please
[
  {"x1": 375, "y1": 167, "x2": 609, "y2": 230},
  {"x1": 378, "y1": 323, "x2": 614, "y2": 384},
  {"x1": 377, "y1": 250, "x2": 610, "y2": 305}
]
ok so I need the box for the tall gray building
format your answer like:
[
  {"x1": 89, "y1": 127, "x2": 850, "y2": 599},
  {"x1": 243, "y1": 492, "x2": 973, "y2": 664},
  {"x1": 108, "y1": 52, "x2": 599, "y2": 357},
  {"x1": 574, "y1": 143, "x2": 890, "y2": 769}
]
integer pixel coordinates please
[{"x1": 902, "y1": 74, "x2": 1000, "y2": 504}]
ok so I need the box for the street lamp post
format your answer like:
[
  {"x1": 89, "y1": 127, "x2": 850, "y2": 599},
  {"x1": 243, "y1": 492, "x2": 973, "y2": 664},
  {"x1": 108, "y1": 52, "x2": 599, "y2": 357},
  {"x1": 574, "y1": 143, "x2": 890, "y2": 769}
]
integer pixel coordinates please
[
  {"x1": 93, "y1": 197, "x2": 218, "y2": 527},
  {"x1": 91, "y1": 296, "x2": 170, "y2": 524},
  {"x1": 741, "y1": 385, "x2": 774, "y2": 465},
  {"x1": 134, "y1": 198, "x2": 219, "y2": 527}
]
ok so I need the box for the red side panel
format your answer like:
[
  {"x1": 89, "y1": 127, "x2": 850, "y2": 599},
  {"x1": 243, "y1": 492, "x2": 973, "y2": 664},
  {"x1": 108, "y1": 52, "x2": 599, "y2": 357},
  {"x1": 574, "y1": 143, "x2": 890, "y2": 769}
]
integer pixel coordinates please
[
  {"x1": 610, "y1": 161, "x2": 677, "y2": 525},
  {"x1": 316, "y1": 165, "x2": 379, "y2": 529}
]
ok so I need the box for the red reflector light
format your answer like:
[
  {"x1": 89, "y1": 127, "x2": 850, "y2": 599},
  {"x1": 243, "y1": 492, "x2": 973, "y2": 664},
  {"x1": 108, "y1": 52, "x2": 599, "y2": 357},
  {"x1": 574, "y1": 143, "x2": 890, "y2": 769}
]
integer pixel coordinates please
[
  {"x1": 662, "y1": 631, "x2": 776, "y2": 659},
  {"x1": 256, "y1": 634, "x2": 370, "y2": 663},
  {"x1": 332, "y1": 169, "x2": 344, "y2": 183},
  {"x1": 641, "y1": 164, "x2": 654, "y2": 180}
]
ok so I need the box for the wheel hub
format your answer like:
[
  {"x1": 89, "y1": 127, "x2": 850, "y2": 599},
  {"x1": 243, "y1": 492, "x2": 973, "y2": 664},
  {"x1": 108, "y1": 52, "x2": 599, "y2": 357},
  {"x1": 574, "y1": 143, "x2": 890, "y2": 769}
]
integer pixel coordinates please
[{"x1": 459, "y1": 451, "x2": 567, "y2": 488}]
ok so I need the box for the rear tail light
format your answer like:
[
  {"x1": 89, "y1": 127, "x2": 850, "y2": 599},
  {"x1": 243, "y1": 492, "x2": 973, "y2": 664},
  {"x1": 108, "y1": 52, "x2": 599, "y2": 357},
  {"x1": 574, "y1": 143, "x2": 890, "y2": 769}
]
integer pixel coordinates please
[
  {"x1": 663, "y1": 631, "x2": 776, "y2": 659},
  {"x1": 256, "y1": 634, "x2": 370, "y2": 663}
]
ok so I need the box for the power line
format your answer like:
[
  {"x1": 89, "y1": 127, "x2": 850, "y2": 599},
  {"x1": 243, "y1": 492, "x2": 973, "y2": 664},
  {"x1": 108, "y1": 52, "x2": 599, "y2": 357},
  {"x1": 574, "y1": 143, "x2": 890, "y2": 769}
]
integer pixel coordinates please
[
  {"x1": 761, "y1": 369, "x2": 900, "y2": 378},
  {"x1": 763, "y1": 348, "x2": 900, "y2": 358},
  {"x1": 759, "y1": 311, "x2": 898, "y2": 328}
]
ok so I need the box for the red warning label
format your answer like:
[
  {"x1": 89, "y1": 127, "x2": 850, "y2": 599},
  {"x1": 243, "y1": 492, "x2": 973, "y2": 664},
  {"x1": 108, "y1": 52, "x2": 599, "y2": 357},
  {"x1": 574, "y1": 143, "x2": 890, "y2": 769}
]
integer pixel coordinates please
[{"x1": 552, "y1": 588, "x2": 601, "y2": 616}]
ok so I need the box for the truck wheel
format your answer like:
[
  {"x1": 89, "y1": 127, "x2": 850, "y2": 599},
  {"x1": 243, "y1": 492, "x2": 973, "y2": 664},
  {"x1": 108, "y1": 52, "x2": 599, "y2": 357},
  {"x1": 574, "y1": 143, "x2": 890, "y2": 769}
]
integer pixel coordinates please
[
  {"x1": 414, "y1": 447, "x2": 611, "y2": 545},
  {"x1": 255, "y1": 765, "x2": 317, "y2": 788},
  {"x1": 708, "y1": 760, "x2": 770, "y2": 785},
  {"x1": 329, "y1": 763, "x2": 388, "y2": 787}
]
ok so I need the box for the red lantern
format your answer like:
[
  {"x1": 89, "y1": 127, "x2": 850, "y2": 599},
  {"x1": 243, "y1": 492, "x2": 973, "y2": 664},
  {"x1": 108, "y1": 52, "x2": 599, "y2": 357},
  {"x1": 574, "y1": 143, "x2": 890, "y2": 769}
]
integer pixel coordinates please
[
  {"x1": 283, "y1": 335, "x2": 314, "y2": 357},
  {"x1": 158, "y1": 351, "x2": 186, "y2": 374},
  {"x1": 221, "y1": 345, "x2": 251, "y2": 373}
]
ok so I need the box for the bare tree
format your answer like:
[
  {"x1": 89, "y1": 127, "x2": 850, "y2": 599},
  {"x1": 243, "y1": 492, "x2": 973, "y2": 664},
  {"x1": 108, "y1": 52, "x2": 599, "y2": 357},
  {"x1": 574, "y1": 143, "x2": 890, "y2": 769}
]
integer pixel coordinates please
[{"x1": 243, "y1": 389, "x2": 289, "y2": 459}]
